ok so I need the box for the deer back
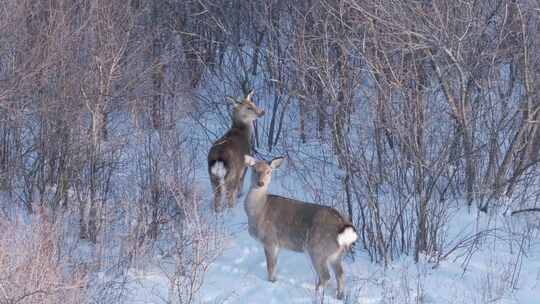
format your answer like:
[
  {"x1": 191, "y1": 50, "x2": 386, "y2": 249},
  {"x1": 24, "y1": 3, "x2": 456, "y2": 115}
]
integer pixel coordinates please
[
  {"x1": 207, "y1": 124, "x2": 251, "y2": 176},
  {"x1": 254, "y1": 194, "x2": 348, "y2": 252}
]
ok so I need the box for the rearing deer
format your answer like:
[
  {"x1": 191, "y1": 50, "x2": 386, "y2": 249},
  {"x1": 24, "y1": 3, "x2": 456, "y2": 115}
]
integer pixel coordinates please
[
  {"x1": 244, "y1": 155, "x2": 358, "y2": 299},
  {"x1": 207, "y1": 91, "x2": 264, "y2": 211}
]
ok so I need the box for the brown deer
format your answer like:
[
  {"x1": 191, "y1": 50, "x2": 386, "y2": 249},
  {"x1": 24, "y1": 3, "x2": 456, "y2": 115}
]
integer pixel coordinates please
[
  {"x1": 207, "y1": 91, "x2": 265, "y2": 211},
  {"x1": 243, "y1": 155, "x2": 358, "y2": 299}
]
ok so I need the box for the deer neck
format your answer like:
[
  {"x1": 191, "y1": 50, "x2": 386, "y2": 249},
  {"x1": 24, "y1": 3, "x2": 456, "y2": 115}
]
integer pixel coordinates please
[
  {"x1": 232, "y1": 118, "x2": 253, "y2": 137},
  {"x1": 244, "y1": 185, "x2": 268, "y2": 220}
]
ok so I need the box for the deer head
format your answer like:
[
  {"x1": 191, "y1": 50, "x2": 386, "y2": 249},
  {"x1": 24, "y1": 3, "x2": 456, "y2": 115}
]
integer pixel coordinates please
[
  {"x1": 244, "y1": 155, "x2": 284, "y2": 188},
  {"x1": 242, "y1": 154, "x2": 357, "y2": 300},
  {"x1": 229, "y1": 90, "x2": 265, "y2": 125}
]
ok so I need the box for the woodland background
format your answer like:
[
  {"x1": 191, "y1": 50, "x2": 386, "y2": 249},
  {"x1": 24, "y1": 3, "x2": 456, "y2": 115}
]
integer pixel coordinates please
[{"x1": 0, "y1": 0, "x2": 539, "y2": 303}]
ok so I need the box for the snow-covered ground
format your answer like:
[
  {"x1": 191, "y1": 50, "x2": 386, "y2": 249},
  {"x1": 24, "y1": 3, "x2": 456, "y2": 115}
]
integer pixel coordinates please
[
  {"x1": 125, "y1": 176, "x2": 540, "y2": 304},
  {"x1": 101, "y1": 107, "x2": 540, "y2": 303}
]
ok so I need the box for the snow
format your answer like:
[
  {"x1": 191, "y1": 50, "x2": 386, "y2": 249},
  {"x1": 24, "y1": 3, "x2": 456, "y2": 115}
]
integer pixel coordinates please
[
  {"x1": 13, "y1": 140, "x2": 536, "y2": 304},
  {"x1": 126, "y1": 181, "x2": 540, "y2": 304},
  {"x1": 121, "y1": 119, "x2": 540, "y2": 303},
  {"x1": 35, "y1": 95, "x2": 537, "y2": 304},
  {"x1": 200, "y1": 206, "x2": 329, "y2": 303},
  {"x1": 198, "y1": 205, "x2": 539, "y2": 304}
]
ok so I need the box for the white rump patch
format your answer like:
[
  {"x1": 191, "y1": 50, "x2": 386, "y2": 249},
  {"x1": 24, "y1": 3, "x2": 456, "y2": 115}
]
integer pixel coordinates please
[
  {"x1": 337, "y1": 227, "x2": 358, "y2": 247},
  {"x1": 210, "y1": 161, "x2": 227, "y2": 178}
]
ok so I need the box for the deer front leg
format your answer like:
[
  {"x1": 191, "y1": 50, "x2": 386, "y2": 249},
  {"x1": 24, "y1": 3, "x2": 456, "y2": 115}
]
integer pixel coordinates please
[{"x1": 264, "y1": 244, "x2": 279, "y2": 282}]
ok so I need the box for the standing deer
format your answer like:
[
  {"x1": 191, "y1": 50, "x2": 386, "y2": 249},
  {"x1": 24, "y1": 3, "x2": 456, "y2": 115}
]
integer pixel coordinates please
[
  {"x1": 243, "y1": 155, "x2": 358, "y2": 299},
  {"x1": 207, "y1": 91, "x2": 265, "y2": 211}
]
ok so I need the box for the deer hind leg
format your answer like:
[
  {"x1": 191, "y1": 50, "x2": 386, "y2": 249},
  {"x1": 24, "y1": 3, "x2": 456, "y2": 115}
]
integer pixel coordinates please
[
  {"x1": 330, "y1": 256, "x2": 345, "y2": 299},
  {"x1": 236, "y1": 166, "x2": 247, "y2": 198},
  {"x1": 210, "y1": 175, "x2": 223, "y2": 212},
  {"x1": 310, "y1": 253, "x2": 331, "y2": 293},
  {"x1": 264, "y1": 244, "x2": 279, "y2": 282},
  {"x1": 225, "y1": 174, "x2": 240, "y2": 208}
]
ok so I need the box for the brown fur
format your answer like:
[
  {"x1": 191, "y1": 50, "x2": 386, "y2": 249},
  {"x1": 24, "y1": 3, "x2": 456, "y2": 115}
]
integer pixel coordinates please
[
  {"x1": 208, "y1": 92, "x2": 264, "y2": 211},
  {"x1": 244, "y1": 156, "x2": 357, "y2": 299}
]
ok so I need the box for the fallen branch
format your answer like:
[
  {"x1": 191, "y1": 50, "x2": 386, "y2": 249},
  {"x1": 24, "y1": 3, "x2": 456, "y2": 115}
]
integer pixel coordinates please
[{"x1": 511, "y1": 208, "x2": 540, "y2": 215}]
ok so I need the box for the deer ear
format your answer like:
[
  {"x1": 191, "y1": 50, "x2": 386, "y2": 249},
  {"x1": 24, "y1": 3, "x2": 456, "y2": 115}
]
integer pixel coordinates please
[
  {"x1": 244, "y1": 155, "x2": 257, "y2": 167},
  {"x1": 269, "y1": 156, "x2": 285, "y2": 169},
  {"x1": 226, "y1": 96, "x2": 240, "y2": 107},
  {"x1": 246, "y1": 90, "x2": 254, "y2": 101}
]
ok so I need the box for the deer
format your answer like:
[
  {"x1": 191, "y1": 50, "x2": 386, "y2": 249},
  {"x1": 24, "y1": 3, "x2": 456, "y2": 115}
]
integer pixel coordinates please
[
  {"x1": 207, "y1": 91, "x2": 265, "y2": 211},
  {"x1": 243, "y1": 155, "x2": 358, "y2": 300}
]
